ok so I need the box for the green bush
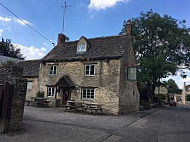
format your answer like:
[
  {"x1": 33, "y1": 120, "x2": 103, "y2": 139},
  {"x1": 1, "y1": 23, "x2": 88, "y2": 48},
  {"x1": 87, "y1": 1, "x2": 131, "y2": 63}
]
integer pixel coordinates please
[
  {"x1": 158, "y1": 94, "x2": 166, "y2": 101},
  {"x1": 140, "y1": 100, "x2": 151, "y2": 109},
  {"x1": 36, "y1": 91, "x2": 44, "y2": 98}
]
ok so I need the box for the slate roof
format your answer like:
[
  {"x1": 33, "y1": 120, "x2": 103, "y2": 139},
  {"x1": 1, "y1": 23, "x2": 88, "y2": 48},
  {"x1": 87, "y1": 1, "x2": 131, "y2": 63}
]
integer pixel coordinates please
[
  {"x1": 42, "y1": 35, "x2": 130, "y2": 61},
  {"x1": 17, "y1": 60, "x2": 40, "y2": 77},
  {"x1": 0, "y1": 55, "x2": 23, "y2": 64}
]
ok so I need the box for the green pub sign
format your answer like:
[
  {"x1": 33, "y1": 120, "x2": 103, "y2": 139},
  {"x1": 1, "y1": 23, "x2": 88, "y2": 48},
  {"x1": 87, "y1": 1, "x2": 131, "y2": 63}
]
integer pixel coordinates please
[{"x1": 127, "y1": 67, "x2": 137, "y2": 81}]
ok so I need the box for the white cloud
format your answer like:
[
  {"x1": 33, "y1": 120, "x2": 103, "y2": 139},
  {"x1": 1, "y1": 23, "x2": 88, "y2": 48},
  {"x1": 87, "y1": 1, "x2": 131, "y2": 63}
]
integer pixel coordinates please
[
  {"x1": 0, "y1": 16, "x2": 11, "y2": 22},
  {"x1": 13, "y1": 43, "x2": 47, "y2": 60},
  {"x1": 13, "y1": 18, "x2": 31, "y2": 26},
  {"x1": 0, "y1": 15, "x2": 31, "y2": 26},
  {"x1": 88, "y1": 0, "x2": 130, "y2": 10},
  {"x1": 163, "y1": 68, "x2": 190, "y2": 89},
  {"x1": 179, "y1": 77, "x2": 190, "y2": 83},
  {"x1": 0, "y1": 29, "x2": 3, "y2": 36}
]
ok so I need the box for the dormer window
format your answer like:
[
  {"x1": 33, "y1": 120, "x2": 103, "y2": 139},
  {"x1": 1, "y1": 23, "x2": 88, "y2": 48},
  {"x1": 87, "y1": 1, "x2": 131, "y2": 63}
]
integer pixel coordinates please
[
  {"x1": 77, "y1": 44, "x2": 87, "y2": 52},
  {"x1": 77, "y1": 36, "x2": 89, "y2": 53}
]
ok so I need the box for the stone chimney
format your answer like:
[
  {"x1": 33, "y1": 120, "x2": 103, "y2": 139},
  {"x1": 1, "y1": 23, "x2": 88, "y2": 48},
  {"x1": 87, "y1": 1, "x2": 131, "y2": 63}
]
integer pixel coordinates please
[
  {"x1": 184, "y1": 82, "x2": 186, "y2": 87},
  {"x1": 125, "y1": 19, "x2": 132, "y2": 36},
  {"x1": 57, "y1": 33, "x2": 66, "y2": 45}
]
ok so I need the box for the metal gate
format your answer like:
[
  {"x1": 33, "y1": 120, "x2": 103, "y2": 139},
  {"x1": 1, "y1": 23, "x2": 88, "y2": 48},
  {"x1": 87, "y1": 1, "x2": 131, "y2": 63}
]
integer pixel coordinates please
[{"x1": 0, "y1": 83, "x2": 14, "y2": 133}]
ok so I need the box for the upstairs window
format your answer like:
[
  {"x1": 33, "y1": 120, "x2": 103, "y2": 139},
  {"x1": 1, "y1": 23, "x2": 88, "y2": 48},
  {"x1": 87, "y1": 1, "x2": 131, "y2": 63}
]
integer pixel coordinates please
[
  {"x1": 49, "y1": 65, "x2": 57, "y2": 75},
  {"x1": 85, "y1": 64, "x2": 95, "y2": 76},
  {"x1": 82, "y1": 88, "x2": 95, "y2": 100},
  {"x1": 47, "y1": 87, "x2": 56, "y2": 97},
  {"x1": 77, "y1": 44, "x2": 87, "y2": 52}
]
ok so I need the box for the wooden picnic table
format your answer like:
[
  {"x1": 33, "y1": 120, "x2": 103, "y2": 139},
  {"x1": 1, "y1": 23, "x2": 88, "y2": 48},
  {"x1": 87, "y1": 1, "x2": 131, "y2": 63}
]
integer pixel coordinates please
[
  {"x1": 35, "y1": 98, "x2": 50, "y2": 107},
  {"x1": 64, "y1": 101, "x2": 103, "y2": 115},
  {"x1": 85, "y1": 103, "x2": 103, "y2": 115},
  {"x1": 26, "y1": 97, "x2": 50, "y2": 107},
  {"x1": 64, "y1": 101, "x2": 81, "y2": 112}
]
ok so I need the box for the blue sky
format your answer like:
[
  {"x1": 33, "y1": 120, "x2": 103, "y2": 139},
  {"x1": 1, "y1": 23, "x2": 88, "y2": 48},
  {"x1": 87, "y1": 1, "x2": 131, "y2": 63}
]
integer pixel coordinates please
[{"x1": 0, "y1": 0, "x2": 190, "y2": 88}]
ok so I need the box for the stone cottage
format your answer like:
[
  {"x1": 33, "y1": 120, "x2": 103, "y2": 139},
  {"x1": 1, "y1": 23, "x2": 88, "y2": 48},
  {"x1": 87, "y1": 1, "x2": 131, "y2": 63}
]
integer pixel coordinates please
[
  {"x1": 20, "y1": 20, "x2": 140, "y2": 114},
  {"x1": 17, "y1": 60, "x2": 40, "y2": 100}
]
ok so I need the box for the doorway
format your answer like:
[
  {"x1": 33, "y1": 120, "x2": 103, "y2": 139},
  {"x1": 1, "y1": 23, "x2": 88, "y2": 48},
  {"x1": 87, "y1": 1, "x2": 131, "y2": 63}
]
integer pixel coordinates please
[{"x1": 61, "y1": 88, "x2": 71, "y2": 106}]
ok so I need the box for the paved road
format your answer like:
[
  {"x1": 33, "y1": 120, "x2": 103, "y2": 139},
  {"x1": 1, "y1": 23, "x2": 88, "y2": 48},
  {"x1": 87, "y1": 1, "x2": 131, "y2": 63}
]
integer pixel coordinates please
[
  {"x1": 113, "y1": 106, "x2": 190, "y2": 142},
  {"x1": 0, "y1": 106, "x2": 190, "y2": 142}
]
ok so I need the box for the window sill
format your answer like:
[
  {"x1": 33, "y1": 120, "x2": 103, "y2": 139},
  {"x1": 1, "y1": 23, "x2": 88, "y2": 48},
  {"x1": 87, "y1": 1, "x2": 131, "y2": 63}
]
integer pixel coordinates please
[
  {"x1": 47, "y1": 96, "x2": 55, "y2": 98},
  {"x1": 49, "y1": 74, "x2": 57, "y2": 77},
  {"x1": 85, "y1": 75, "x2": 95, "y2": 77},
  {"x1": 82, "y1": 99, "x2": 95, "y2": 101}
]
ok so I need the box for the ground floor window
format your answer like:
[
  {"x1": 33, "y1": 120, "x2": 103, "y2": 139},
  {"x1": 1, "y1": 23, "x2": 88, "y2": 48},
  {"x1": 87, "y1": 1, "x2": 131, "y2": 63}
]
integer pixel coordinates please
[
  {"x1": 27, "y1": 81, "x2": 33, "y2": 90},
  {"x1": 82, "y1": 88, "x2": 95, "y2": 100},
  {"x1": 47, "y1": 87, "x2": 56, "y2": 97}
]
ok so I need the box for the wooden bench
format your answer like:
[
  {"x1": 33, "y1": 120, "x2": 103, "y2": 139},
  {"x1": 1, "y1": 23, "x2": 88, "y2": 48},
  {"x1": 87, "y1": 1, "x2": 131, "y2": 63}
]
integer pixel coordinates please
[
  {"x1": 35, "y1": 98, "x2": 50, "y2": 107},
  {"x1": 26, "y1": 97, "x2": 49, "y2": 107},
  {"x1": 85, "y1": 103, "x2": 103, "y2": 115},
  {"x1": 64, "y1": 101, "x2": 103, "y2": 115},
  {"x1": 64, "y1": 101, "x2": 79, "y2": 112}
]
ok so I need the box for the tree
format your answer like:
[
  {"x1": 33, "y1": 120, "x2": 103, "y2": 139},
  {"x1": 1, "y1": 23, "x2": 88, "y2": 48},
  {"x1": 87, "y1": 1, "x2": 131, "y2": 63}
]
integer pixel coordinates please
[
  {"x1": 120, "y1": 10, "x2": 190, "y2": 103},
  {"x1": 0, "y1": 38, "x2": 23, "y2": 59},
  {"x1": 165, "y1": 79, "x2": 180, "y2": 94}
]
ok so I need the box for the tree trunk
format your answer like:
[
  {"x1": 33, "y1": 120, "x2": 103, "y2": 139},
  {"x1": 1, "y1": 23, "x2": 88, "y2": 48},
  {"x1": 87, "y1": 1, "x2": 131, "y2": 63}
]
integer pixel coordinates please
[
  {"x1": 147, "y1": 82, "x2": 152, "y2": 103},
  {"x1": 151, "y1": 79, "x2": 157, "y2": 103}
]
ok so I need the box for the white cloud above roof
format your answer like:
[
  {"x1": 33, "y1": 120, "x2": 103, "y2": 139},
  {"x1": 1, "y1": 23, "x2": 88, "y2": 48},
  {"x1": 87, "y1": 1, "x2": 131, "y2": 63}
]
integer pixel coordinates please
[
  {"x1": 0, "y1": 15, "x2": 31, "y2": 26},
  {"x1": 13, "y1": 43, "x2": 47, "y2": 60},
  {"x1": 13, "y1": 18, "x2": 31, "y2": 26},
  {"x1": 0, "y1": 16, "x2": 11, "y2": 22},
  {"x1": 88, "y1": 0, "x2": 130, "y2": 10}
]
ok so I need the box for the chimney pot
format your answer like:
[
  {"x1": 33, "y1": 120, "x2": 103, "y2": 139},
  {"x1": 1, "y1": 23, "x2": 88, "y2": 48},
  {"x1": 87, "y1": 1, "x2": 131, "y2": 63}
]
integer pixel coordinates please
[
  {"x1": 125, "y1": 19, "x2": 132, "y2": 36},
  {"x1": 57, "y1": 33, "x2": 66, "y2": 45}
]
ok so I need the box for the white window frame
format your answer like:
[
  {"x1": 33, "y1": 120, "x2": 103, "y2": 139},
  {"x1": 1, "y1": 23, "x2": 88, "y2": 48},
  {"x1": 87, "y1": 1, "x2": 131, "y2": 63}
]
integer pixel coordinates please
[
  {"x1": 77, "y1": 44, "x2": 87, "y2": 52},
  {"x1": 82, "y1": 88, "x2": 95, "y2": 100},
  {"x1": 49, "y1": 65, "x2": 57, "y2": 76},
  {"x1": 85, "y1": 64, "x2": 95, "y2": 76},
  {"x1": 27, "y1": 81, "x2": 33, "y2": 90},
  {"x1": 47, "y1": 87, "x2": 56, "y2": 97}
]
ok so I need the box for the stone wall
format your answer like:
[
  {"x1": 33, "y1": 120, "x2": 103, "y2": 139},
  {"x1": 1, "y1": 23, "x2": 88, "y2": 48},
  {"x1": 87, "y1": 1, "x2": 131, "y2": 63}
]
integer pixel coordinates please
[
  {"x1": 0, "y1": 63, "x2": 27, "y2": 132},
  {"x1": 119, "y1": 36, "x2": 140, "y2": 114},
  {"x1": 9, "y1": 79, "x2": 27, "y2": 132},
  {"x1": 39, "y1": 59, "x2": 121, "y2": 114}
]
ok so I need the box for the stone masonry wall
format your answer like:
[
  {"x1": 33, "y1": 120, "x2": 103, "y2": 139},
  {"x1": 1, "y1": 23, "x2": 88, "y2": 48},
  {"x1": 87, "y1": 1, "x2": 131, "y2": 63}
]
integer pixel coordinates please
[
  {"x1": 119, "y1": 36, "x2": 140, "y2": 114},
  {"x1": 9, "y1": 79, "x2": 27, "y2": 132},
  {"x1": 0, "y1": 63, "x2": 27, "y2": 132},
  {"x1": 39, "y1": 59, "x2": 121, "y2": 114}
]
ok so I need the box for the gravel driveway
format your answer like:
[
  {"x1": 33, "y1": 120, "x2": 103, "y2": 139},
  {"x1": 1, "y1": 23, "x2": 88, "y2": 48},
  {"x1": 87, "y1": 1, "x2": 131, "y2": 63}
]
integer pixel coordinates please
[{"x1": 0, "y1": 106, "x2": 141, "y2": 142}]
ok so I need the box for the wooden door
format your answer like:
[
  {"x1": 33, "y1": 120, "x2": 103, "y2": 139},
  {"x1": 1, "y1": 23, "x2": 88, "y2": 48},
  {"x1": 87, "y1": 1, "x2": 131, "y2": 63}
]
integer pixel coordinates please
[
  {"x1": 0, "y1": 83, "x2": 14, "y2": 133},
  {"x1": 62, "y1": 88, "x2": 71, "y2": 106}
]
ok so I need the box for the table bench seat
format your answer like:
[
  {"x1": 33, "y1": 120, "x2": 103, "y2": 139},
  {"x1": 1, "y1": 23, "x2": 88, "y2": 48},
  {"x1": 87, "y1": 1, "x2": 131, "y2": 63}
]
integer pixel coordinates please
[
  {"x1": 26, "y1": 97, "x2": 49, "y2": 107},
  {"x1": 64, "y1": 101, "x2": 103, "y2": 115}
]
